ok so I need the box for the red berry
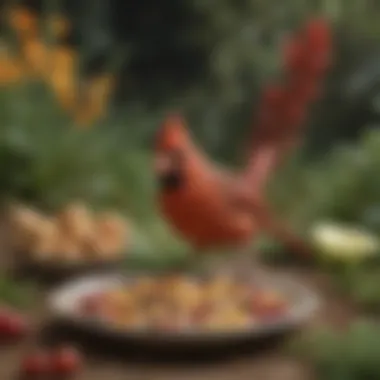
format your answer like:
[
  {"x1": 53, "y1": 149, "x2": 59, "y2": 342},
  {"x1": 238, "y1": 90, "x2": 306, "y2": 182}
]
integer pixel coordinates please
[
  {"x1": 51, "y1": 346, "x2": 82, "y2": 375},
  {"x1": 0, "y1": 310, "x2": 28, "y2": 341},
  {"x1": 20, "y1": 351, "x2": 50, "y2": 376},
  {"x1": 6, "y1": 314, "x2": 29, "y2": 338}
]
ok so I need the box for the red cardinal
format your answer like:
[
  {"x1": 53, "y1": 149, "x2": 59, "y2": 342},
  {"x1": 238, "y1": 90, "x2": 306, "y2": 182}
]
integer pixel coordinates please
[{"x1": 154, "y1": 18, "x2": 332, "y2": 259}]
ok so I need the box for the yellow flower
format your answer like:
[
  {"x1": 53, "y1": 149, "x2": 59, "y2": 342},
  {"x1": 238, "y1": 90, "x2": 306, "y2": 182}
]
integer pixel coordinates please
[
  {"x1": 85, "y1": 73, "x2": 115, "y2": 113},
  {"x1": 0, "y1": 42, "x2": 26, "y2": 85},
  {"x1": 21, "y1": 38, "x2": 50, "y2": 77},
  {"x1": 47, "y1": 47, "x2": 78, "y2": 111},
  {"x1": 8, "y1": 6, "x2": 38, "y2": 40},
  {"x1": 74, "y1": 73, "x2": 115, "y2": 127},
  {"x1": 0, "y1": 56, "x2": 25, "y2": 86}
]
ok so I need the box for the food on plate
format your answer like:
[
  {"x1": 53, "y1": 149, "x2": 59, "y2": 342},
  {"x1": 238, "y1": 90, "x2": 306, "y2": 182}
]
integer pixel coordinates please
[
  {"x1": 201, "y1": 306, "x2": 253, "y2": 330},
  {"x1": 8, "y1": 202, "x2": 130, "y2": 265},
  {"x1": 250, "y1": 291, "x2": 288, "y2": 318},
  {"x1": 78, "y1": 275, "x2": 289, "y2": 331}
]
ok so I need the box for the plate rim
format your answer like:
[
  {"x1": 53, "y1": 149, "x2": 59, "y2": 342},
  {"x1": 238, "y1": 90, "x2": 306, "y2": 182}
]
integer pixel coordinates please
[{"x1": 47, "y1": 272, "x2": 321, "y2": 342}]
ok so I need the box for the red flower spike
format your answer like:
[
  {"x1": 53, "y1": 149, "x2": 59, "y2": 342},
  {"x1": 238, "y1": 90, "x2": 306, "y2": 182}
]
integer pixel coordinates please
[
  {"x1": 301, "y1": 18, "x2": 332, "y2": 75},
  {"x1": 262, "y1": 85, "x2": 285, "y2": 106},
  {"x1": 258, "y1": 85, "x2": 286, "y2": 124},
  {"x1": 306, "y1": 52, "x2": 331, "y2": 75},
  {"x1": 289, "y1": 77, "x2": 321, "y2": 103},
  {"x1": 304, "y1": 18, "x2": 331, "y2": 53},
  {"x1": 257, "y1": 108, "x2": 282, "y2": 134},
  {"x1": 283, "y1": 37, "x2": 306, "y2": 73},
  {"x1": 281, "y1": 102, "x2": 307, "y2": 128},
  {"x1": 254, "y1": 85, "x2": 287, "y2": 136},
  {"x1": 243, "y1": 16, "x2": 331, "y2": 187}
]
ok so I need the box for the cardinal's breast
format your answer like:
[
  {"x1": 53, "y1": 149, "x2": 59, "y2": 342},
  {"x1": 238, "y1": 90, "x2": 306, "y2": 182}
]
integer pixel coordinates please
[{"x1": 158, "y1": 172, "x2": 257, "y2": 248}]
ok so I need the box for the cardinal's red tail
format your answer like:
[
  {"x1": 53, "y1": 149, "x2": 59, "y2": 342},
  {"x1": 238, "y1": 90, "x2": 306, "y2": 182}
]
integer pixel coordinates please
[{"x1": 243, "y1": 17, "x2": 332, "y2": 191}]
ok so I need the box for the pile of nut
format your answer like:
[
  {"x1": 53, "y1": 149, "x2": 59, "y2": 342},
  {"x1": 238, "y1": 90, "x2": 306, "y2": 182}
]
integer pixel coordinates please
[{"x1": 8, "y1": 202, "x2": 130, "y2": 264}]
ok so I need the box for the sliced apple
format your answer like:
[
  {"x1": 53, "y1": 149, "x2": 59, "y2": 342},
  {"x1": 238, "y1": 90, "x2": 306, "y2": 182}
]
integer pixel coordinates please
[{"x1": 310, "y1": 222, "x2": 379, "y2": 262}]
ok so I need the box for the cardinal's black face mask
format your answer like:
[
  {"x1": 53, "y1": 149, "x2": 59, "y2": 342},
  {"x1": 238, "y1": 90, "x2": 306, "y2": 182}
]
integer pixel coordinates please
[{"x1": 156, "y1": 149, "x2": 185, "y2": 192}]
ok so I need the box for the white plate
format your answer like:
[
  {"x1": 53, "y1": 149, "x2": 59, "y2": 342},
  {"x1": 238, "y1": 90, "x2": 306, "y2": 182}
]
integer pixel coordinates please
[{"x1": 47, "y1": 272, "x2": 321, "y2": 345}]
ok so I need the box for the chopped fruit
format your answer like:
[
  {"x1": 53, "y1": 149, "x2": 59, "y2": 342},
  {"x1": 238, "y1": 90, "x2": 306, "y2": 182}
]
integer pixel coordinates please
[
  {"x1": 251, "y1": 292, "x2": 287, "y2": 319},
  {"x1": 80, "y1": 275, "x2": 290, "y2": 331},
  {"x1": 192, "y1": 304, "x2": 210, "y2": 323},
  {"x1": 79, "y1": 294, "x2": 104, "y2": 316},
  {"x1": 51, "y1": 346, "x2": 82, "y2": 375},
  {"x1": 201, "y1": 307, "x2": 251, "y2": 330},
  {"x1": 20, "y1": 350, "x2": 50, "y2": 376}
]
